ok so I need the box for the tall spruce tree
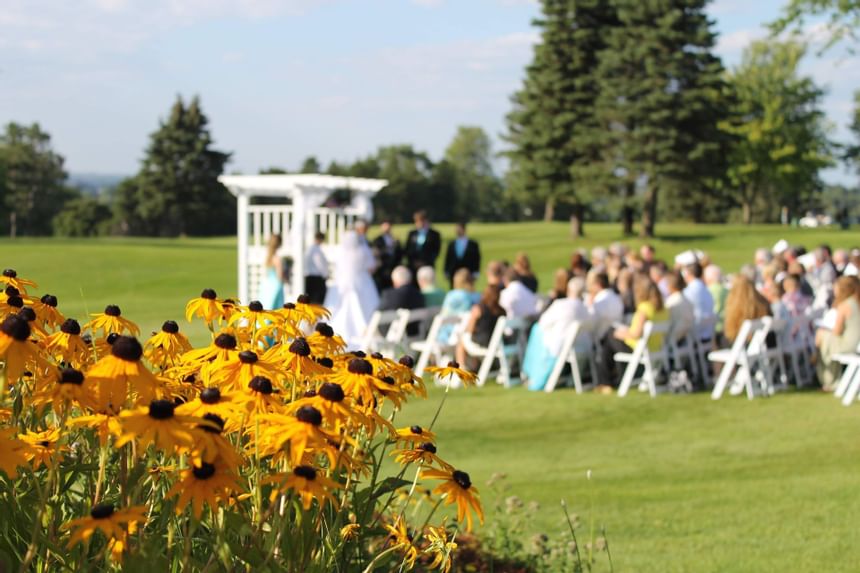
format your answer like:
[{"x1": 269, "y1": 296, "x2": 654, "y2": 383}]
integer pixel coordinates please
[
  {"x1": 504, "y1": 0, "x2": 616, "y2": 237},
  {"x1": 125, "y1": 96, "x2": 233, "y2": 236},
  {"x1": 596, "y1": 0, "x2": 728, "y2": 236}
]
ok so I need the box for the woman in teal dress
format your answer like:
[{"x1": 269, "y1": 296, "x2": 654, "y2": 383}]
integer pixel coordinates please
[{"x1": 259, "y1": 234, "x2": 285, "y2": 310}]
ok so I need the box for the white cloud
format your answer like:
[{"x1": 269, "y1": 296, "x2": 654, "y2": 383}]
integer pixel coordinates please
[
  {"x1": 411, "y1": 0, "x2": 444, "y2": 7},
  {"x1": 715, "y1": 28, "x2": 764, "y2": 59}
]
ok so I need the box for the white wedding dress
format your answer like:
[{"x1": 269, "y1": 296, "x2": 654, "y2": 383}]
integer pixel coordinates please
[{"x1": 324, "y1": 231, "x2": 379, "y2": 348}]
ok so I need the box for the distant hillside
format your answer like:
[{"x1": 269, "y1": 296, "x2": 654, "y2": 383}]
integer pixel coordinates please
[{"x1": 67, "y1": 173, "x2": 127, "y2": 196}]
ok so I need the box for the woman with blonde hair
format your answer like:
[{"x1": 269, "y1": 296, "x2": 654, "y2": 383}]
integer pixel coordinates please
[
  {"x1": 723, "y1": 275, "x2": 771, "y2": 343},
  {"x1": 597, "y1": 274, "x2": 668, "y2": 391},
  {"x1": 816, "y1": 275, "x2": 860, "y2": 390}
]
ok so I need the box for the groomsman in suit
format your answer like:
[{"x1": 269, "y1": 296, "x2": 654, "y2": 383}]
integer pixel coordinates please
[
  {"x1": 404, "y1": 210, "x2": 441, "y2": 276},
  {"x1": 444, "y1": 221, "x2": 481, "y2": 289},
  {"x1": 371, "y1": 220, "x2": 402, "y2": 292}
]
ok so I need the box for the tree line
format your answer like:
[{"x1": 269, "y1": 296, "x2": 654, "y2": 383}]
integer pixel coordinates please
[{"x1": 1, "y1": 0, "x2": 859, "y2": 238}]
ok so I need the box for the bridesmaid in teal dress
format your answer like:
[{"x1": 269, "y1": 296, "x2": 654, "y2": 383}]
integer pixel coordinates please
[{"x1": 259, "y1": 234, "x2": 285, "y2": 310}]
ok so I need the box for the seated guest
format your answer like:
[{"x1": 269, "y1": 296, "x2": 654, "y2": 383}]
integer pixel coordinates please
[
  {"x1": 513, "y1": 252, "x2": 539, "y2": 293},
  {"x1": 704, "y1": 264, "x2": 728, "y2": 333},
  {"x1": 665, "y1": 272, "x2": 695, "y2": 344},
  {"x1": 615, "y1": 267, "x2": 636, "y2": 314},
  {"x1": 437, "y1": 269, "x2": 479, "y2": 344},
  {"x1": 379, "y1": 266, "x2": 425, "y2": 311},
  {"x1": 456, "y1": 285, "x2": 506, "y2": 367},
  {"x1": 586, "y1": 270, "x2": 624, "y2": 342},
  {"x1": 816, "y1": 276, "x2": 860, "y2": 391},
  {"x1": 763, "y1": 278, "x2": 791, "y2": 321},
  {"x1": 723, "y1": 275, "x2": 771, "y2": 343},
  {"x1": 417, "y1": 266, "x2": 445, "y2": 307},
  {"x1": 570, "y1": 250, "x2": 591, "y2": 277},
  {"x1": 681, "y1": 262, "x2": 715, "y2": 342},
  {"x1": 547, "y1": 268, "x2": 573, "y2": 304},
  {"x1": 597, "y1": 275, "x2": 668, "y2": 391},
  {"x1": 524, "y1": 278, "x2": 591, "y2": 391},
  {"x1": 781, "y1": 274, "x2": 811, "y2": 317},
  {"x1": 650, "y1": 260, "x2": 670, "y2": 299},
  {"x1": 485, "y1": 260, "x2": 506, "y2": 293},
  {"x1": 500, "y1": 267, "x2": 539, "y2": 319}
]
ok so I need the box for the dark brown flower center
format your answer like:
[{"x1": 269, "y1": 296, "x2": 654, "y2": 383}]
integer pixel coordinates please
[
  {"x1": 192, "y1": 463, "x2": 216, "y2": 480},
  {"x1": 347, "y1": 358, "x2": 373, "y2": 375},
  {"x1": 40, "y1": 294, "x2": 58, "y2": 307},
  {"x1": 104, "y1": 305, "x2": 121, "y2": 317},
  {"x1": 148, "y1": 399, "x2": 175, "y2": 420},
  {"x1": 452, "y1": 470, "x2": 472, "y2": 489},
  {"x1": 296, "y1": 405, "x2": 322, "y2": 426},
  {"x1": 316, "y1": 357, "x2": 334, "y2": 369},
  {"x1": 419, "y1": 442, "x2": 437, "y2": 453},
  {"x1": 106, "y1": 332, "x2": 120, "y2": 345},
  {"x1": 319, "y1": 382, "x2": 345, "y2": 402},
  {"x1": 248, "y1": 301, "x2": 263, "y2": 312},
  {"x1": 447, "y1": 361, "x2": 460, "y2": 369},
  {"x1": 289, "y1": 337, "x2": 311, "y2": 357},
  {"x1": 371, "y1": 352, "x2": 383, "y2": 359},
  {"x1": 90, "y1": 503, "x2": 114, "y2": 519},
  {"x1": 293, "y1": 465, "x2": 316, "y2": 480},
  {"x1": 2, "y1": 269, "x2": 17, "y2": 278},
  {"x1": 18, "y1": 307, "x2": 36, "y2": 322},
  {"x1": 161, "y1": 320, "x2": 179, "y2": 334},
  {"x1": 39, "y1": 440, "x2": 51, "y2": 447},
  {"x1": 201, "y1": 289, "x2": 217, "y2": 300},
  {"x1": 297, "y1": 294, "x2": 311, "y2": 304},
  {"x1": 200, "y1": 387, "x2": 221, "y2": 404},
  {"x1": 239, "y1": 350, "x2": 258, "y2": 364},
  {"x1": 4, "y1": 286, "x2": 19, "y2": 297},
  {"x1": 314, "y1": 323, "x2": 334, "y2": 337},
  {"x1": 283, "y1": 302, "x2": 296, "y2": 310},
  {"x1": 214, "y1": 333, "x2": 237, "y2": 350},
  {"x1": 248, "y1": 376, "x2": 273, "y2": 394},
  {"x1": 60, "y1": 368, "x2": 85, "y2": 385},
  {"x1": 60, "y1": 319, "x2": 81, "y2": 335},
  {"x1": 111, "y1": 336, "x2": 143, "y2": 361},
  {"x1": 399, "y1": 355, "x2": 415, "y2": 369},
  {"x1": 303, "y1": 389, "x2": 317, "y2": 398},
  {"x1": 410, "y1": 425, "x2": 423, "y2": 435},
  {"x1": 0, "y1": 314, "x2": 30, "y2": 341},
  {"x1": 199, "y1": 413, "x2": 225, "y2": 434},
  {"x1": 381, "y1": 376, "x2": 395, "y2": 385},
  {"x1": 7, "y1": 296, "x2": 23, "y2": 308},
  {"x1": 352, "y1": 350, "x2": 366, "y2": 358}
]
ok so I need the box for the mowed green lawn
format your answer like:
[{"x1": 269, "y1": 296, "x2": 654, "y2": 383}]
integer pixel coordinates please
[{"x1": 2, "y1": 223, "x2": 859, "y2": 571}]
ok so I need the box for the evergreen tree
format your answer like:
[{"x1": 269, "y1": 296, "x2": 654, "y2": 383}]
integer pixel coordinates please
[
  {"x1": 596, "y1": 0, "x2": 728, "y2": 236},
  {"x1": 443, "y1": 126, "x2": 504, "y2": 221},
  {"x1": 123, "y1": 96, "x2": 233, "y2": 236},
  {"x1": 504, "y1": 0, "x2": 617, "y2": 236},
  {"x1": 0, "y1": 123, "x2": 70, "y2": 237},
  {"x1": 299, "y1": 156, "x2": 321, "y2": 173}
]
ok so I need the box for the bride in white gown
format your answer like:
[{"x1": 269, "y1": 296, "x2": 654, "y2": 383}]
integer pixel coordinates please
[{"x1": 324, "y1": 230, "x2": 379, "y2": 347}]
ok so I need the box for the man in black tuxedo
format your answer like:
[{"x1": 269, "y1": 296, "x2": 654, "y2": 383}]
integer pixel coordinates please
[
  {"x1": 371, "y1": 220, "x2": 402, "y2": 292},
  {"x1": 404, "y1": 210, "x2": 441, "y2": 277},
  {"x1": 443, "y1": 221, "x2": 481, "y2": 289}
]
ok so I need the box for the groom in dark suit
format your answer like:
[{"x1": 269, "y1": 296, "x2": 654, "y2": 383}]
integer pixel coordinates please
[
  {"x1": 404, "y1": 210, "x2": 441, "y2": 277},
  {"x1": 443, "y1": 221, "x2": 481, "y2": 289}
]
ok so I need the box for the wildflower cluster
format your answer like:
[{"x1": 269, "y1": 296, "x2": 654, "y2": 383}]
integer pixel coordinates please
[{"x1": 0, "y1": 272, "x2": 482, "y2": 571}]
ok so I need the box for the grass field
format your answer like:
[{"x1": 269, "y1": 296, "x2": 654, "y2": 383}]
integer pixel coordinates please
[{"x1": 2, "y1": 223, "x2": 858, "y2": 571}]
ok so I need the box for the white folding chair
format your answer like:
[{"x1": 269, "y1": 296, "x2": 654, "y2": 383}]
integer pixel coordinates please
[
  {"x1": 757, "y1": 317, "x2": 790, "y2": 392},
  {"x1": 834, "y1": 343, "x2": 860, "y2": 405},
  {"x1": 668, "y1": 330, "x2": 699, "y2": 382},
  {"x1": 710, "y1": 318, "x2": 772, "y2": 400},
  {"x1": 410, "y1": 312, "x2": 463, "y2": 377},
  {"x1": 616, "y1": 321, "x2": 669, "y2": 398},
  {"x1": 463, "y1": 317, "x2": 511, "y2": 387},
  {"x1": 360, "y1": 309, "x2": 402, "y2": 352},
  {"x1": 693, "y1": 315, "x2": 717, "y2": 387},
  {"x1": 544, "y1": 320, "x2": 598, "y2": 393}
]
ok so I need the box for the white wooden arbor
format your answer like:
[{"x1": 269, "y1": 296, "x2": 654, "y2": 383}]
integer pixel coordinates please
[{"x1": 219, "y1": 174, "x2": 388, "y2": 304}]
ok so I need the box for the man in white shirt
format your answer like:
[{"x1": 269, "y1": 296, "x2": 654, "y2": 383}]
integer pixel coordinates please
[
  {"x1": 304, "y1": 232, "x2": 329, "y2": 304},
  {"x1": 681, "y1": 262, "x2": 715, "y2": 341},
  {"x1": 538, "y1": 277, "x2": 592, "y2": 355},
  {"x1": 665, "y1": 272, "x2": 695, "y2": 343},
  {"x1": 585, "y1": 271, "x2": 624, "y2": 341},
  {"x1": 500, "y1": 268, "x2": 538, "y2": 319}
]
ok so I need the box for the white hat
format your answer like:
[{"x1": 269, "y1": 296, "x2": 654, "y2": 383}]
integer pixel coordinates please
[
  {"x1": 674, "y1": 250, "x2": 698, "y2": 266},
  {"x1": 772, "y1": 239, "x2": 789, "y2": 255}
]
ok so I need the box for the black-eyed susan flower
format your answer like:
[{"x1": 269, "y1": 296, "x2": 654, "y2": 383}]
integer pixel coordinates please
[
  {"x1": 240, "y1": 376, "x2": 284, "y2": 415},
  {"x1": 176, "y1": 386, "x2": 244, "y2": 432},
  {"x1": 422, "y1": 468, "x2": 484, "y2": 532},
  {"x1": 165, "y1": 461, "x2": 243, "y2": 519},
  {"x1": 306, "y1": 323, "x2": 346, "y2": 356},
  {"x1": 278, "y1": 337, "x2": 331, "y2": 380},
  {"x1": 115, "y1": 399, "x2": 203, "y2": 453},
  {"x1": 0, "y1": 427, "x2": 33, "y2": 478},
  {"x1": 327, "y1": 358, "x2": 393, "y2": 406},
  {"x1": 0, "y1": 313, "x2": 46, "y2": 383},
  {"x1": 424, "y1": 524, "x2": 457, "y2": 573},
  {"x1": 92, "y1": 332, "x2": 120, "y2": 361},
  {"x1": 340, "y1": 522, "x2": 360, "y2": 541},
  {"x1": 290, "y1": 382, "x2": 366, "y2": 431},
  {"x1": 228, "y1": 300, "x2": 281, "y2": 329},
  {"x1": 31, "y1": 368, "x2": 91, "y2": 413},
  {"x1": 252, "y1": 406, "x2": 338, "y2": 464},
  {"x1": 85, "y1": 336, "x2": 161, "y2": 413},
  {"x1": 265, "y1": 465, "x2": 341, "y2": 510},
  {"x1": 85, "y1": 305, "x2": 140, "y2": 337},
  {"x1": 32, "y1": 294, "x2": 64, "y2": 329},
  {"x1": 144, "y1": 320, "x2": 192, "y2": 369},
  {"x1": 206, "y1": 350, "x2": 282, "y2": 392},
  {"x1": 43, "y1": 319, "x2": 90, "y2": 367},
  {"x1": 18, "y1": 307, "x2": 48, "y2": 340},
  {"x1": 392, "y1": 442, "x2": 453, "y2": 471},
  {"x1": 185, "y1": 289, "x2": 225, "y2": 324},
  {"x1": 181, "y1": 332, "x2": 239, "y2": 370},
  {"x1": 0, "y1": 268, "x2": 37, "y2": 293},
  {"x1": 67, "y1": 412, "x2": 122, "y2": 447},
  {"x1": 383, "y1": 517, "x2": 419, "y2": 570},
  {"x1": 425, "y1": 361, "x2": 478, "y2": 387},
  {"x1": 295, "y1": 294, "x2": 331, "y2": 323},
  {"x1": 273, "y1": 302, "x2": 305, "y2": 337},
  {"x1": 61, "y1": 503, "x2": 147, "y2": 548},
  {"x1": 20, "y1": 427, "x2": 67, "y2": 470},
  {"x1": 190, "y1": 413, "x2": 243, "y2": 469},
  {"x1": 395, "y1": 425, "x2": 436, "y2": 446}
]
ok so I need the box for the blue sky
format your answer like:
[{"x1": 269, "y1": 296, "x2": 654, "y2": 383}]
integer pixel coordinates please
[{"x1": 1, "y1": 0, "x2": 857, "y2": 184}]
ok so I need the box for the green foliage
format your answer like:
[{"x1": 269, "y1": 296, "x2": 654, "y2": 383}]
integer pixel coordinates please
[
  {"x1": 0, "y1": 122, "x2": 70, "y2": 237},
  {"x1": 52, "y1": 193, "x2": 112, "y2": 237},
  {"x1": 443, "y1": 126, "x2": 506, "y2": 222},
  {"x1": 115, "y1": 95, "x2": 235, "y2": 236},
  {"x1": 771, "y1": 0, "x2": 860, "y2": 49},
  {"x1": 721, "y1": 40, "x2": 834, "y2": 223},
  {"x1": 299, "y1": 156, "x2": 321, "y2": 173}
]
